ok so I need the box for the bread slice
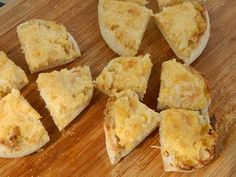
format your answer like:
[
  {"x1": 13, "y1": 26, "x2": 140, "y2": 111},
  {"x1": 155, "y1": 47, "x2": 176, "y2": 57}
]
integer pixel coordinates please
[
  {"x1": 157, "y1": 0, "x2": 206, "y2": 10},
  {"x1": 98, "y1": 0, "x2": 152, "y2": 56},
  {"x1": 159, "y1": 108, "x2": 217, "y2": 172},
  {"x1": 0, "y1": 51, "x2": 28, "y2": 99},
  {"x1": 36, "y1": 66, "x2": 94, "y2": 131},
  {"x1": 157, "y1": 59, "x2": 211, "y2": 117},
  {"x1": 155, "y1": 1, "x2": 210, "y2": 64},
  {"x1": 104, "y1": 90, "x2": 160, "y2": 164},
  {"x1": 17, "y1": 19, "x2": 81, "y2": 73},
  {"x1": 96, "y1": 54, "x2": 152, "y2": 100},
  {"x1": 0, "y1": 89, "x2": 49, "y2": 158}
]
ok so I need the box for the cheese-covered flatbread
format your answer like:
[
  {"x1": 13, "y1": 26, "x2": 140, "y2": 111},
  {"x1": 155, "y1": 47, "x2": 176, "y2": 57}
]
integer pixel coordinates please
[
  {"x1": 17, "y1": 19, "x2": 81, "y2": 73},
  {"x1": 159, "y1": 108, "x2": 217, "y2": 172},
  {"x1": 96, "y1": 54, "x2": 152, "y2": 100},
  {"x1": 104, "y1": 90, "x2": 160, "y2": 164},
  {"x1": 155, "y1": 1, "x2": 210, "y2": 64},
  {"x1": 0, "y1": 89, "x2": 49, "y2": 158},
  {"x1": 98, "y1": 0, "x2": 152, "y2": 56},
  {"x1": 37, "y1": 66, "x2": 94, "y2": 131},
  {"x1": 0, "y1": 51, "x2": 28, "y2": 99}
]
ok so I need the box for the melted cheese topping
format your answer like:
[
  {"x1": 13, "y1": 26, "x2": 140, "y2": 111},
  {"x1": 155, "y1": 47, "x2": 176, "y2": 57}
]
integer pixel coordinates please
[
  {"x1": 158, "y1": 59, "x2": 210, "y2": 110},
  {"x1": 96, "y1": 54, "x2": 152, "y2": 99},
  {"x1": 0, "y1": 51, "x2": 28, "y2": 99},
  {"x1": 100, "y1": 0, "x2": 151, "y2": 54},
  {"x1": 17, "y1": 19, "x2": 80, "y2": 73},
  {"x1": 115, "y1": 0, "x2": 148, "y2": 6},
  {"x1": 160, "y1": 109, "x2": 216, "y2": 168},
  {"x1": 37, "y1": 66, "x2": 93, "y2": 130},
  {"x1": 106, "y1": 90, "x2": 160, "y2": 152},
  {"x1": 0, "y1": 89, "x2": 49, "y2": 152},
  {"x1": 155, "y1": 1, "x2": 206, "y2": 60},
  {"x1": 157, "y1": 0, "x2": 206, "y2": 9}
]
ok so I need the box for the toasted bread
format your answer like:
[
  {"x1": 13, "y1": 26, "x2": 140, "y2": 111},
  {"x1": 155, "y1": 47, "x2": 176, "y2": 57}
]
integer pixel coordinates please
[
  {"x1": 0, "y1": 89, "x2": 49, "y2": 158},
  {"x1": 159, "y1": 108, "x2": 217, "y2": 172},
  {"x1": 96, "y1": 54, "x2": 152, "y2": 100},
  {"x1": 155, "y1": 1, "x2": 210, "y2": 64},
  {"x1": 0, "y1": 51, "x2": 28, "y2": 99},
  {"x1": 157, "y1": 59, "x2": 211, "y2": 115},
  {"x1": 98, "y1": 0, "x2": 152, "y2": 56},
  {"x1": 104, "y1": 90, "x2": 160, "y2": 164},
  {"x1": 37, "y1": 66, "x2": 94, "y2": 131},
  {"x1": 17, "y1": 19, "x2": 81, "y2": 73}
]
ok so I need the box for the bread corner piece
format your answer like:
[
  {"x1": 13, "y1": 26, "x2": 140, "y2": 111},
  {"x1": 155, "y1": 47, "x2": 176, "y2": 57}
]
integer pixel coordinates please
[
  {"x1": 36, "y1": 66, "x2": 94, "y2": 131},
  {"x1": 157, "y1": 59, "x2": 211, "y2": 116},
  {"x1": 96, "y1": 54, "x2": 152, "y2": 100},
  {"x1": 160, "y1": 108, "x2": 217, "y2": 172},
  {"x1": 98, "y1": 0, "x2": 152, "y2": 56},
  {"x1": 0, "y1": 51, "x2": 28, "y2": 99},
  {"x1": 17, "y1": 19, "x2": 81, "y2": 73},
  {"x1": 0, "y1": 89, "x2": 49, "y2": 158},
  {"x1": 104, "y1": 90, "x2": 160, "y2": 164},
  {"x1": 155, "y1": 1, "x2": 210, "y2": 64}
]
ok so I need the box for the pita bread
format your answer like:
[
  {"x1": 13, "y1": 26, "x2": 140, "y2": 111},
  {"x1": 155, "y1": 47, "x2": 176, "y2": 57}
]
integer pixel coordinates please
[
  {"x1": 95, "y1": 54, "x2": 152, "y2": 100},
  {"x1": 17, "y1": 19, "x2": 81, "y2": 73},
  {"x1": 37, "y1": 66, "x2": 94, "y2": 131},
  {"x1": 104, "y1": 90, "x2": 160, "y2": 164},
  {"x1": 159, "y1": 108, "x2": 217, "y2": 172},
  {"x1": 98, "y1": 0, "x2": 152, "y2": 56},
  {"x1": 155, "y1": 1, "x2": 210, "y2": 64},
  {"x1": 0, "y1": 51, "x2": 28, "y2": 99},
  {"x1": 0, "y1": 89, "x2": 49, "y2": 158},
  {"x1": 157, "y1": 59, "x2": 211, "y2": 119}
]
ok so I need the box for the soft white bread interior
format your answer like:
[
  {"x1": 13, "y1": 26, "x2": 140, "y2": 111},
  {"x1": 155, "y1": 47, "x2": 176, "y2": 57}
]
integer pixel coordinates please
[
  {"x1": 159, "y1": 108, "x2": 217, "y2": 172},
  {"x1": 155, "y1": 1, "x2": 210, "y2": 64},
  {"x1": 104, "y1": 90, "x2": 160, "y2": 164},
  {"x1": 157, "y1": 59, "x2": 211, "y2": 114},
  {"x1": 98, "y1": 0, "x2": 152, "y2": 56},
  {"x1": 0, "y1": 89, "x2": 49, "y2": 158},
  {"x1": 95, "y1": 54, "x2": 153, "y2": 100},
  {"x1": 0, "y1": 51, "x2": 28, "y2": 99},
  {"x1": 17, "y1": 19, "x2": 81, "y2": 73},
  {"x1": 37, "y1": 66, "x2": 94, "y2": 131}
]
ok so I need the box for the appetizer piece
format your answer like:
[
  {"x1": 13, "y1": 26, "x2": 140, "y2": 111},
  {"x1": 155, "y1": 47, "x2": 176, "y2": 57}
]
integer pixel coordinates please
[
  {"x1": 0, "y1": 89, "x2": 49, "y2": 158},
  {"x1": 155, "y1": 1, "x2": 210, "y2": 64},
  {"x1": 159, "y1": 108, "x2": 217, "y2": 172},
  {"x1": 104, "y1": 90, "x2": 160, "y2": 164},
  {"x1": 37, "y1": 66, "x2": 94, "y2": 131},
  {"x1": 0, "y1": 51, "x2": 28, "y2": 99},
  {"x1": 98, "y1": 0, "x2": 152, "y2": 56},
  {"x1": 96, "y1": 54, "x2": 152, "y2": 100},
  {"x1": 157, "y1": 59, "x2": 211, "y2": 116},
  {"x1": 117, "y1": 0, "x2": 148, "y2": 6},
  {"x1": 17, "y1": 19, "x2": 81, "y2": 73}
]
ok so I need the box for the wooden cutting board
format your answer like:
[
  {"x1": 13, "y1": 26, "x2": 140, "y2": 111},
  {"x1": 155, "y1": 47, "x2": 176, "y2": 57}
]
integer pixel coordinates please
[{"x1": 0, "y1": 0, "x2": 235, "y2": 176}]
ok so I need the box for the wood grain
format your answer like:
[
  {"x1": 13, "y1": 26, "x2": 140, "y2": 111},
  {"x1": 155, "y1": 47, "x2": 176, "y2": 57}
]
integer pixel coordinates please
[{"x1": 0, "y1": 0, "x2": 235, "y2": 176}]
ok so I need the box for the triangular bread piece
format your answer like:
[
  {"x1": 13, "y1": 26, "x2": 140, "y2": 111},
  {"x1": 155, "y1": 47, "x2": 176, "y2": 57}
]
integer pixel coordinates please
[
  {"x1": 0, "y1": 89, "x2": 49, "y2": 158},
  {"x1": 155, "y1": 1, "x2": 210, "y2": 64},
  {"x1": 0, "y1": 51, "x2": 28, "y2": 99},
  {"x1": 37, "y1": 66, "x2": 94, "y2": 131},
  {"x1": 96, "y1": 54, "x2": 152, "y2": 100},
  {"x1": 157, "y1": 59, "x2": 211, "y2": 117},
  {"x1": 104, "y1": 90, "x2": 160, "y2": 164},
  {"x1": 98, "y1": 0, "x2": 152, "y2": 56},
  {"x1": 159, "y1": 108, "x2": 217, "y2": 172},
  {"x1": 17, "y1": 19, "x2": 81, "y2": 73}
]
